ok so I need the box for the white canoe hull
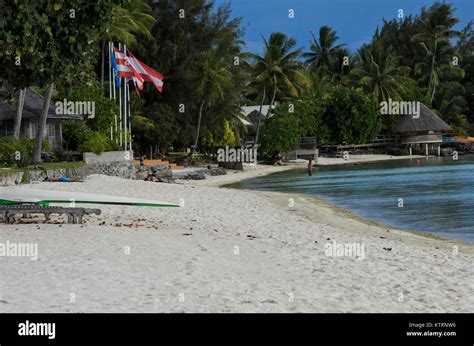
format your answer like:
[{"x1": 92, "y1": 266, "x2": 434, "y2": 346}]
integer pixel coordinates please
[{"x1": 0, "y1": 188, "x2": 180, "y2": 208}]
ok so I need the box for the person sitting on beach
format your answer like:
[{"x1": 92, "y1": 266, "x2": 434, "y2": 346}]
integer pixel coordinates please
[{"x1": 144, "y1": 173, "x2": 158, "y2": 182}]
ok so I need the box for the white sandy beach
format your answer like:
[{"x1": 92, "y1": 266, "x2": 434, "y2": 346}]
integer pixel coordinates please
[{"x1": 0, "y1": 159, "x2": 473, "y2": 313}]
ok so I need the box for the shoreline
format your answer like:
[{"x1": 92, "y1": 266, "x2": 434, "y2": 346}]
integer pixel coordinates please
[
  {"x1": 1, "y1": 154, "x2": 473, "y2": 312},
  {"x1": 190, "y1": 157, "x2": 472, "y2": 247}
]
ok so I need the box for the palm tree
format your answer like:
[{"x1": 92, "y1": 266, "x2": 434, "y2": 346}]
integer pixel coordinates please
[
  {"x1": 350, "y1": 40, "x2": 413, "y2": 103},
  {"x1": 304, "y1": 26, "x2": 345, "y2": 77},
  {"x1": 435, "y1": 83, "x2": 467, "y2": 127},
  {"x1": 328, "y1": 47, "x2": 353, "y2": 84},
  {"x1": 411, "y1": 3, "x2": 459, "y2": 103},
  {"x1": 248, "y1": 32, "x2": 310, "y2": 145},
  {"x1": 100, "y1": 0, "x2": 155, "y2": 86},
  {"x1": 192, "y1": 51, "x2": 232, "y2": 152}
]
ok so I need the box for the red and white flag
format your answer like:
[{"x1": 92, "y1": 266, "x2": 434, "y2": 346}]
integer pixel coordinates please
[
  {"x1": 125, "y1": 56, "x2": 144, "y2": 96},
  {"x1": 114, "y1": 47, "x2": 164, "y2": 93}
]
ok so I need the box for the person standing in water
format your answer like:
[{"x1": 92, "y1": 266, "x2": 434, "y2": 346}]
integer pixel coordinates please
[{"x1": 308, "y1": 159, "x2": 313, "y2": 176}]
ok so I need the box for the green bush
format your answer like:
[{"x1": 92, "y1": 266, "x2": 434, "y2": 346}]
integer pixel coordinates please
[
  {"x1": 323, "y1": 86, "x2": 380, "y2": 144},
  {"x1": 259, "y1": 86, "x2": 381, "y2": 160},
  {"x1": 260, "y1": 108, "x2": 301, "y2": 159},
  {"x1": 56, "y1": 84, "x2": 118, "y2": 137},
  {"x1": 62, "y1": 120, "x2": 90, "y2": 151},
  {"x1": 0, "y1": 137, "x2": 37, "y2": 167},
  {"x1": 78, "y1": 131, "x2": 119, "y2": 154},
  {"x1": 201, "y1": 120, "x2": 238, "y2": 154},
  {"x1": 63, "y1": 120, "x2": 118, "y2": 154},
  {"x1": 295, "y1": 91, "x2": 332, "y2": 145}
]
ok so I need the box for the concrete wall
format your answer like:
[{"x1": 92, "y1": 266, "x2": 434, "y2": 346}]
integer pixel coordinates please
[
  {"x1": 83, "y1": 151, "x2": 133, "y2": 165},
  {"x1": 0, "y1": 172, "x2": 24, "y2": 186}
]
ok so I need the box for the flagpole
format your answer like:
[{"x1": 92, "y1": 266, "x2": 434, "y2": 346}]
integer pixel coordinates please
[
  {"x1": 118, "y1": 43, "x2": 123, "y2": 149},
  {"x1": 108, "y1": 41, "x2": 113, "y2": 140},
  {"x1": 112, "y1": 43, "x2": 117, "y2": 143},
  {"x1": 127, "y1": 82, "x2": 132, "y2": 151},
  {"x1": 123, "y1": 45, "x2": 128, "y2": 152}
]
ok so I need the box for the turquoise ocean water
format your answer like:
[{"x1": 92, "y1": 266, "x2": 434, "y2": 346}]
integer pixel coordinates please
[{"x1": 230, "y1": 156, "x2": 474, "y2": 243}]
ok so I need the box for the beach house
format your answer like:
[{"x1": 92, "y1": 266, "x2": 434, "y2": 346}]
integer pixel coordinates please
[
  {"x1": 240, "y1": 105, "x2": 274, "y2": 146},
  {"x1": 0, "y1": 88, "x2": 81, "y2": 149}
]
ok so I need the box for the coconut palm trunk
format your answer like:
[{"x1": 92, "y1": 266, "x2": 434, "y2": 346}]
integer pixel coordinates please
[
  {"x1": 254, "y1": 85, "x2": 266, "y2": 147},
  {"x1": 269, "y1": 82, "x2": 277, "y2": 110},
  {"x1": 33, "y1": 83, "x2": 54, "y2": 163},
  {"x1": 193, "y1": 98, "x2": 207, "y2": 153},
  {"x1": 427, "y1": 39, "x2": 437, "y2": 103},
  {"x1": 13, "y1": 88, "x2": 27, "y2": 138}
]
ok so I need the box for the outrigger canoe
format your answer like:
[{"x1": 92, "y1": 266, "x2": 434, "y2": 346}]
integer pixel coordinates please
[{"x1": 0, "y1": 187, "x2": 180, "y2": 208}]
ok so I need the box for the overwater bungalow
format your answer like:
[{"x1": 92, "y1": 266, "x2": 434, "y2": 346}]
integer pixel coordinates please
[{"x1": 391, "y1": 103, "x2": 452, "y2": 156}]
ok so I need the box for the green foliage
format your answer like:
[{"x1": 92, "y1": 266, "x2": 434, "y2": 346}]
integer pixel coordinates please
[
  {"x1": 106, "y1": 0, "x2": 155, "y2": 46},
  {"x1": 130, "y1": 0, "x2": 246, "y2": 147},
  {"x1": 62, "y1": 121, "x2": 89, "y2": 152},
  {"x1": 191, "y1": 51, "x2": 233, "y2": 106},
  {"x1": 373, "y1": 2, "x2": 471, "y2": 131},
  {"x1": 270, "y1": 86, "x2": 380, "y2": 149},
  {"x1": 324, "y1": 86, "x2": 380, "y2": 144},
  {"x1": 247, "y1": 32, "x2": 310, "y2": 104},
  {"x1": 189, "y1": 50, "x2": 234, "y2": 149},
  {"x1": 63, "y1": 120, "x2": 117, "y2": 154},
  {"x1": 411, "y1": 3, "x2": 459, "y2": 102},
  {"x1": 0, "y1": 0, "x2": 118, "y2": 162},
  {"x1": 260, "y1": 108, "x2": 301, "y2": 159},
  {"x1": 201, "y1": 120, "x2": 238, "y2": 153},
  {"x1": 0, "y1": 137, "x2": 45, "y2": 167},
  {"x1": 132, "y1": 103, "x2": 179, "y2": 155},
  {"x1": 295, "y1": 92, "x2": 332, "y2": 144},
  {"x1": 78, "y1": 131, "x2": 118, "y2": 155},
  {"x1": 350, "y1": 39, "x2": 414, "y2": 103},
  {"x1": 304, "y1": 26, "x2": 345, "y2": 78},
  {"x1": 56, "y1": 83, "x2": 118, "y2": 136},
  {"x1": 0, "y1": 0, "x2": 117, "y2": 88}
]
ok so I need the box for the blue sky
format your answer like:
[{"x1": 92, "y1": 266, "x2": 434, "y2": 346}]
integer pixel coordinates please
[{"x1": 214, "y1": 0, "x2": 474, "y2": 54}]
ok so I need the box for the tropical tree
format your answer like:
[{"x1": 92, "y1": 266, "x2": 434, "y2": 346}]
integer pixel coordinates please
[
  {"x1": 456, "y1": 21, "x2": 474, "y2": 125},
  {"x1": 0, "y1": 0, "x2": 116, "y2": 162},
  {"x1": 191, "y1": 50, "x2": 232, "y2": 152},
  {"x1": 248, "y1": 32, "x2": 310, "y2": 145},
  {"x1": 328, "y1": 47, "x2": 354, "y2": 84},
  {"x1": 304, "y1": 26, "x2": 345, "y2": 77},
  {"x1": 100, "y1": 0, "x2": 155, "y2": 86},
  {"x1": 128, "y1": 1, "x2": 246, "y2": 149},
  {"x1": 350, "y1": 40, "x2": 413, "y2": 103},
  {"x1": 411, "y1": 3, "x2": 459, "y2": 103},
  {"x1": 434, "y1": 81, "x2": 467, "y2": 131}
]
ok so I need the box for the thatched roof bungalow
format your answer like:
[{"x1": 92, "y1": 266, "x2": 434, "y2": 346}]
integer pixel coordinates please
[
  {"x1": 239, "y1": 105, "x2": 275, "y2": 146},
  {"x1": 240, "y1": 105, "x2": 274, "y2": 129},
  {"x1": 391, "y1": 103, "x2": 451, "y2": 155}
]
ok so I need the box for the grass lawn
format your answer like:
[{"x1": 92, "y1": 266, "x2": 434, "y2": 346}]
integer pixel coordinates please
[{"x1": 0, "y1": 161, "x2": 86, "y2": 176}]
